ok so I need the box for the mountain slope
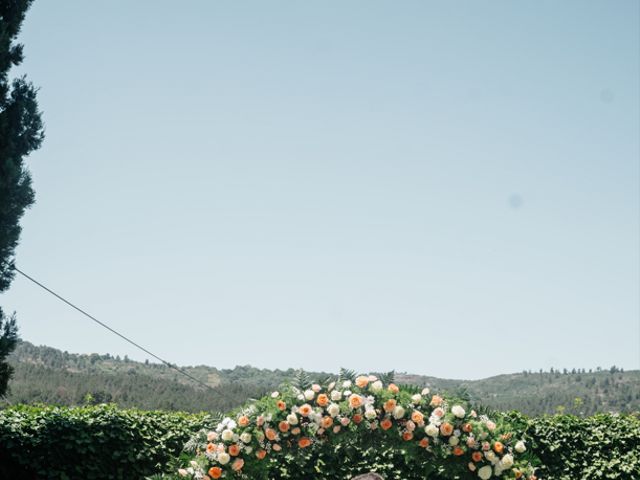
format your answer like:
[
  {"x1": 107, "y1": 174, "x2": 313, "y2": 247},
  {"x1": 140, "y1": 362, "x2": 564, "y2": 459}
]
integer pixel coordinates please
[{"x1": 5, "y1": 341, "x2": 639, "y2": 415}]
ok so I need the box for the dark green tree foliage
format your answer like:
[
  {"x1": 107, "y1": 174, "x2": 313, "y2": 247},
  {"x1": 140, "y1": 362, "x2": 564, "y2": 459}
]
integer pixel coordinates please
[
  {"x1": 0, "y1": 310, "x2": 18, "y2": 396},
  {"x1": 0, "y1": 0, "x2": 44, "y2": 396}
]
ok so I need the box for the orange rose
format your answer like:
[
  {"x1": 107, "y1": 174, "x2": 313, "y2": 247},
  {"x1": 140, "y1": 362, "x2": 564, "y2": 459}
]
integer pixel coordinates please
[
  {"x1": 208, "y1": 467, "x2": 222, "y2": 479},
  {"x1": 380, "y1": 418, "x2": 393, "y2": 430},
  {"x1": 277, "y1": 400, "x2": 286, "y2": 411},
  {"x1": 228, "y1": 444, "x2": 240, "y2": 456},
  {"x1": 440, "y1": 422, "x2": 454, "y2": 436},
  {"x1": 231, "y1": 458, "x2": 244, "y2": 471},
  {"x1": 298, "y1": 437, "x2": 312, "y2": 448},
  {"x1": 411, "y1": 411, "x2": 424, "y2": 424},
  {"x1": 352, "y1": 414, "x2": 363, "y2": 424},
  {"x1": 355, "y1": 376, "x2": 370, "y2": 388},
  {"x1": 402, "y1": 431, "x2": 414, "y2": 441},
  {"x1": 383, "y1": 399, "x2": 397, "y2": 413},
  {"x1": 316, "y1": 394, "x2": 329, "y2": 407},
  {"x1": 265, "y1": 428, "x2": 277, "y2": 441},
  {"x1": 472, "y1": 451, "x2": 483, "y2": 462},
  {"x1": 206, "y1": 442, "x2": 215, "y2": 453},
  {"x1": 348, "y1": 394, "x2": 363, "y2": 409},
  {"x1": 419, "y1": 438, "x2": 429, "y2": 448},
  {"x1": 256, "y1": 449, "x2": 267, "y2": 460},
  {"x1": 430, "y1": 395, "x2": 443, "y2": 407},
  {"x1": 388, "y1": 383, "x2": 399, "y2": 393},
  {"x1": 278, "y1": 421, "x2": 290, "y2": 433},
  {"x1": 238, "y1": 415, "x2": 250, "y2": 427},
  {"x1": 462, "y1": 423, "x2": 473, "y2": 433},
  {"x1": 453, "y1": 446, "x2": 464, "y2": 456},
  {"x1": 321, "y1": 416, "x2": 334, "y2": 428},
  {"x1": 298, "y1": 404, "x2": 312, "y2": 416},
  {"x1": 493, "y1": 441, "x2": 504, "y2": 454}
]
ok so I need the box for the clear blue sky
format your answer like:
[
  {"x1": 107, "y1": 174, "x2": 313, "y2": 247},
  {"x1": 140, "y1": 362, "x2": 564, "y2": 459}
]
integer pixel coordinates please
[{"x1": 3, "y1": 0, "x2": 638, "y2": 379}]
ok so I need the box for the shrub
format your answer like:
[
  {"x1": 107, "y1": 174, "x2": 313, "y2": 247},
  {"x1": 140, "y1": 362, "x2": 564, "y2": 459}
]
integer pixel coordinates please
[{"x1": 0, "y1": 404, "x2": 214, "y2": 480}]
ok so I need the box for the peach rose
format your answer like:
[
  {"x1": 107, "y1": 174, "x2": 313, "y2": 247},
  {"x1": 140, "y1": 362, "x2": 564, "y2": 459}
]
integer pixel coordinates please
[
  {"x1": 298, "y1": 404, "x2": 312, "y2": 416},
  {"x1": 472, "y1": 451, "x2": 483, "y2": 462},
  {"x1": 402, "y1": 431, "x2": 414, "y2": 441},
  {"x1": 316, "y1": 394, "x2": 329, "y2": 407},
  {"x1": 278, "y1": 421, "x2": 290, "y2": 433},
  {"x1": 462, "y1": 423, "x2": 473, "y2": 433},
  {"x1": 430, "y1": 395, "x2": 443, "y2": 407},
  {"x1": 298, "y1": 437, "x2": 312, "y2": 448},
  {"x1": 291, "y1": 427, "x2": 301, "y2": 435},
  {"x1": 440, "y1": 422, "x2": 454, "y2": 436},
  {"x1": 383, "y1": 399, "x2": 397, "y2": 413},
  {"x1": 411, "y1": 410, "x2": 424, "y2": 424},
  {"x1": 265, "y1": 428, "x2": 277, "y2": 441},
  {"x1": 388, "y1": 383, "x2": 400, "y2": 393},
  {"x1": 348, "y1": 394, "x2": 363, "y2": 409},
  {"x1": 256, "y1": 449, "x2": 267, "y2": 460},
  {"x1": 419, "y1": 438, "x2": 429, "y2": 448},
  {"x1": 493, "y1": 441, "x2": 504, "y2": 454},
  {"x1": 231, "y1": 458, "x2": 244, "y2": 471},
  {"x1": 355, "y1": 376, "x2": 370, "y2": 388},
  {"x1": 453, "y1": 446, "x2": 464, "y2": 456},
  {"x1": 228, "y1": 444, "x2": 240, "y2": 456},
  {"x1": 277, "y1": 400, "x2": 286, "y2": 411},
  {"x1": 380, "y1": 418, "x2": 393, "y2": 430},
  {"x1": 238, "y1": 415, "x2": 250, "y2": 427},
  {"x1": 321, "y1": 416, "x2": 334, "y2": 428}
]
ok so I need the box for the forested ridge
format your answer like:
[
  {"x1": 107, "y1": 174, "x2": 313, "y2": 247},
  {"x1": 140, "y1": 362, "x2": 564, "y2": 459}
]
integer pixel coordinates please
[{"x1": 4, "y1": 340, "x2": 638, "y2": 415}]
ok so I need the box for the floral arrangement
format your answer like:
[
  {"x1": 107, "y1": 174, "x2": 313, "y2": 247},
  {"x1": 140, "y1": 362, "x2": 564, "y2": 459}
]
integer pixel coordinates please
[{"x1": 179, "y1": 374, "x2": 538, "y2": 480}]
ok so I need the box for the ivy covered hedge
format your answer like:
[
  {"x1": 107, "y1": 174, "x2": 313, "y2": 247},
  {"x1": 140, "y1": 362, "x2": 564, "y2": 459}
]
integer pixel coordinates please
[
  {"x1": 0, "y1": 404, "x2": 638, "y2": 480},
  {"x1": 0, "y1": 404, "x2": 214, "y2": 480}
]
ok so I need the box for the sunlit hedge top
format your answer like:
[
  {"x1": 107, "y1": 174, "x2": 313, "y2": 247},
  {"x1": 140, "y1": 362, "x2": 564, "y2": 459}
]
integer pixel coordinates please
[{"x1": 180, "y1": 374, "x2": 538, "y2": 480}]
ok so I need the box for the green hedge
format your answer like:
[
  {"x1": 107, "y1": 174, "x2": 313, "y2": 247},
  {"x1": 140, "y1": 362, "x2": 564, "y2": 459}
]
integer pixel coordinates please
[
  {"x1": 1, "y1": 405, "x2": 638, "y2": 480},
  {"x1": 0, "y1": 404, "x2": 214, "y2": 480}
]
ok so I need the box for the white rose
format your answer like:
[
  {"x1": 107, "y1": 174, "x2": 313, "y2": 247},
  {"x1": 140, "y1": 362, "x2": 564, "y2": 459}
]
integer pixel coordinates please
[
  {"x1": 370, "y1": 380, "x2": 383, "y2": 392},
  {"x1": 411, "y1": 394, "x2": 422, "y2": 405},
  {"x1": 287, "y1": 413, "x2": 299, "y2": 425},
  {"x1": 515, "y1": 440, "x2": 526, "y2": 453},
  {"x1": 467, "y1": 463, "x2": 476, "y2": 472},
  {"x1": 449, "y1": 436, "x2": 459, "y2": 446},
  {"x1": 328, "y1": 381, "x2": 336, "y2": 390},
  {"x1": 343, "y1": 390, "x2": 352, "y2": 397},
  {"x1": 368, "y1": 375, "x2": 378, "y2": 382},
  {"x1": 240, "y1": 432, "x2": 252, "y2": 443},
  {"x1": 271, "y1": 391, "x2": 279, "y2": 398},
  {"x1": 244, "y1": 446, "x2": 253, "y2": 454},
  {"x1": 218, "y1": 452, "x2": 231, "y2": 465},
  {"x1": 297, "y1": 394, "x2": 304, "y2": 401},
  {"x1": 364, "y1": 407, "x2": 377, "y2": 420},
  {"x1": 421, "y1": 387, "x2": 430, "y2": 395},
  {"x1": 331, "y1": 390, "x2": 342, "y2": 401},
  {"x1": 304, "y1": 389, "x2": 315, "y2": 400},
  {"x1": 425, "y1": 424, "x2": 439, "y2": 437},
  {"x1": 312, "y1": 384, "x2": 321, "y2": 392},
  {"x1": 342, "y1": 380, "x2": 352, "y2": 388},
  {"x1": 485, "y1": 451, "x2": 497, "y2": 462},
  {"x1": 393, "y1": 406, "x2": 405, "y2": 419},
  {"x1": 327, "y1": 403, "x2": 340, "y2": 417},
  {"x1": 451, "y1": 405, "x2": 466, "y2": 418},
  {"x1": 221, "y1": 429, "x2": 234, "y2": 441},
  {"x1": 178, "y1": 469, "x2": 189, "y2": 477},
  {"x1": 478, "y1": 465, "x2": 492, "y2": 480},
  {"x1": 500, "y1": 454, "x2": 514, "y2": 469}
]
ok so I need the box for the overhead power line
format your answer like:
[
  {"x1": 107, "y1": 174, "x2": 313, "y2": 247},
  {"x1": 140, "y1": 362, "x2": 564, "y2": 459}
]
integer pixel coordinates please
[{"x1": 12, "y1": 266, "x2": 215, "y2": 392}]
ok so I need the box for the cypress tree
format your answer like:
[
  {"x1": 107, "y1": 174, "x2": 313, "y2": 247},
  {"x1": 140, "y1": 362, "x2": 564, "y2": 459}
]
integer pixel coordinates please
[{"x1": 0, "y1": 0, "x2": 44, "y2": 397}]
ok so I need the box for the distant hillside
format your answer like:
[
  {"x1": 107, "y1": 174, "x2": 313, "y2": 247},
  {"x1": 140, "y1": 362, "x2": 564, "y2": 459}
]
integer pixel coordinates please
[{"x1": 4, "y1": 341, "x2": 639, "y2": 415}]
